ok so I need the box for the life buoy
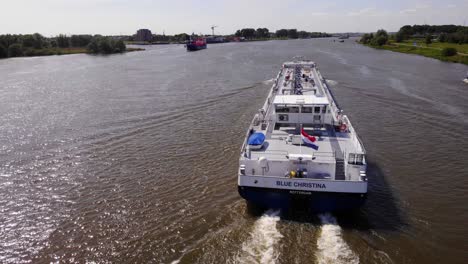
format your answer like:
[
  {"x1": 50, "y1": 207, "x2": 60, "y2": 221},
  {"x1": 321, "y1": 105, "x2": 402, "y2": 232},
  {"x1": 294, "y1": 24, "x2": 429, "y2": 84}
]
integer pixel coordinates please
[
  {"x1": 290, "y1": 170, "x2": 296, "y2": 178},
  {"x1": 279, "y1": 115, "x2": 285, "y2": 121},
  {"x1": 340, "y1": 123, "x2": 347, "y2": 132}
]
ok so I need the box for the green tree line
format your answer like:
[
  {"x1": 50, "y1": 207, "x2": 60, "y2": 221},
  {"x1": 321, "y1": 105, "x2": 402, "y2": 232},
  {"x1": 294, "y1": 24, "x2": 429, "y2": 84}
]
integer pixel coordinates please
[
  {"x1": 123, "y1": 29, "x2": 330, "y2": 43},
  {"x1": 360, "y1": 28, "x2": 462, "y2": 58},
  {"x1": 126, "y1": 33, "x2": 189, "y2": 43},
  {"x1": 359, "y1": 29, "x2": 389, "y2": 46},
  {"x1": 87, "y1": 36, "x2": 126, "y2": 54},
  {"x1": 234, "y1": 28, "x2": 330, "y2": 40},
  {"x1": 396, "y1": 24, "x2": 468, "y2": 44},
  {"x1": 0, "y1": 33, "x2": 127, "y2": 59}
]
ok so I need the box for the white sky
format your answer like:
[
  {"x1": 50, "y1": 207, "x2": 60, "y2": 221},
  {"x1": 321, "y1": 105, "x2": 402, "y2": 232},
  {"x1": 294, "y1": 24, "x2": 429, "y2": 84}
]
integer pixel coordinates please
[{"x1": 1, "y1": 0, "x2": 467, "y2": 36}]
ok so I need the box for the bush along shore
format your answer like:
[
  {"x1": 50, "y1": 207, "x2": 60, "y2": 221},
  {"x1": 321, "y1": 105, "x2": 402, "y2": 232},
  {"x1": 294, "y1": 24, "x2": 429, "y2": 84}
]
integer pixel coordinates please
[
  {"x1": 359, "y1": 25, "x2": 468, "y2": 65},
  {"x1": 0, "y1": 34, "x2": 143, "y2": 59}
]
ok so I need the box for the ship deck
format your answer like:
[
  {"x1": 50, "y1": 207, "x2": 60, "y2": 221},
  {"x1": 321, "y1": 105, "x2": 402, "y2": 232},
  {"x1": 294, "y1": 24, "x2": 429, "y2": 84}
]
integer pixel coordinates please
[
  {"x1": 248, "y1": 125, "x2": 354, "y2": 163},
  {"x1": 240, "y1": 60, "x2": 366, "y2": 183},
  {"x1": 277, "y1": 63, "x2": 325, "y2": 96}
]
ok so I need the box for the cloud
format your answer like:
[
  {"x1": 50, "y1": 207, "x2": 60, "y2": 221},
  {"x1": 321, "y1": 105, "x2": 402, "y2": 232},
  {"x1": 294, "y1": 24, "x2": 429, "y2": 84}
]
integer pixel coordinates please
[
  {"x1": 398, "y1": 3, "x2": 438, "y2": 16},
  {"x1": 310, "y1": 12, "x2": 329, "y2": 16},
  {"x1": 399, "y1": 9, "x2": 417, "y2": 14},
  {"x1": 415, "y1": 3, "x2": 431, "y2": 9},
  {"x1": 347, "y1": 8, "x2": 377, "y2": 16}
]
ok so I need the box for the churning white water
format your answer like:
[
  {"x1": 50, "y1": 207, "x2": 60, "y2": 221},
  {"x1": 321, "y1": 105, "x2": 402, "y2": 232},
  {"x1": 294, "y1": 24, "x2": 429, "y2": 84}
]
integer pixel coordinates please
[
  {"x1": 324, "y1": 79, "x2": 338, "y2": 86},
  {"x1": 234, "y1": 210, "x2": 283, "y2": 264},
  {"x1": 316, "y1": 213, "x2": 359, "y2": 264},
  {"x1": 262, "y1": 78, "x2": 276, "y2": 85}
]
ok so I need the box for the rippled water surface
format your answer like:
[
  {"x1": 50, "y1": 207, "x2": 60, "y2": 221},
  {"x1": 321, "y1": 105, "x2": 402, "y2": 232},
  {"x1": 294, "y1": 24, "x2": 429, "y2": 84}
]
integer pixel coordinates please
[{"x1": 1, "y1": 39, "x2": 467, "y2": 264}]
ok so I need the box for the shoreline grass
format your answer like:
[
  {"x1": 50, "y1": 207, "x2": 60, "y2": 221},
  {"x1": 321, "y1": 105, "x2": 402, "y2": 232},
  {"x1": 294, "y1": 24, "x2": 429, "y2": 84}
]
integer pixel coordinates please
[
  {"x1": 397, "y1": 39, "x2": 468, "y2": 54},
  {"x1": 362, "y1": 40, "x2": 468, "y2": 65},
  {"x1": 125, "y1": 47, "x2": 145, "y2": 52}
]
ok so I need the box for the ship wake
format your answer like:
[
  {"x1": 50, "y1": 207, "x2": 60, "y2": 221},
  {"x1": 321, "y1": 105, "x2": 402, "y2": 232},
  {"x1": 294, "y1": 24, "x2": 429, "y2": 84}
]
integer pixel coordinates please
[
  {"x1": 262, "y1": 78, "x2": 276, "y2": 85},
  {"x1": 316, "y1": 213, "x2": 359, "y2": 264},
  {"x1": 234, "y1": 210, "x2": 283, "y2": 264}
]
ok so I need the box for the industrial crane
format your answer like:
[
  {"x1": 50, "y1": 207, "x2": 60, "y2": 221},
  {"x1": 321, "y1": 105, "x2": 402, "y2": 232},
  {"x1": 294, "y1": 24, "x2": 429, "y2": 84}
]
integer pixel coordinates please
[{"x1": 211, "y1": 25, "x2": 218, "y2": 36}]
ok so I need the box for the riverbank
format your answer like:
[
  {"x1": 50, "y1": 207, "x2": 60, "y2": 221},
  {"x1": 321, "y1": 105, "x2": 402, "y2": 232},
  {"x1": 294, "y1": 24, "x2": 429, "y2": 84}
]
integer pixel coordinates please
[
  {"x1": 0, "y1": 47, "x2": 144, "y2": 59},
  {"x1": 126, "y1": 41, "x2": 175, "y2": 45},
  {"x1": 362, "y1": 39, "x2": 468, "y2": 65}
]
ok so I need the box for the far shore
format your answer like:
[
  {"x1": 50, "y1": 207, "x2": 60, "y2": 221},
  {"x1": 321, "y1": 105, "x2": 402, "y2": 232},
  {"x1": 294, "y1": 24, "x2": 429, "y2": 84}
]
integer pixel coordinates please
[{"x1": 125, "y1": 37, "x2": 329, "y2": 46}]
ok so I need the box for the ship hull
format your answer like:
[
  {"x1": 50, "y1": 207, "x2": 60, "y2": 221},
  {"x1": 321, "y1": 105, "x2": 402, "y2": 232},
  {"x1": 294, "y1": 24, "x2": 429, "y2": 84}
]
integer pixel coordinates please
[
  {"x1": 238, "y1": 186, "x2": 366, "y2": 212},
  {"x1": 186, "y1": 43, "x2": 207, "y2": 51}
]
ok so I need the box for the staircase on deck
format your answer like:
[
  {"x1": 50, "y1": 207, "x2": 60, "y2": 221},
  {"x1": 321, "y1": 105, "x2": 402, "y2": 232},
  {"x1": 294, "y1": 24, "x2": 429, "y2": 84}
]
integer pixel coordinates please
[{"x1": 335, "y1": 159, "x2": 345, "y2": 180}]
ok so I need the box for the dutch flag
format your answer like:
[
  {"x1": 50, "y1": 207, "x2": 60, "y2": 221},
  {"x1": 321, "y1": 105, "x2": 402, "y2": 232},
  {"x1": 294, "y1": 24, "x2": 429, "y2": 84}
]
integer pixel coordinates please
[{"x1": 301, "y1": 128, "x2": 319, "y2": 150}]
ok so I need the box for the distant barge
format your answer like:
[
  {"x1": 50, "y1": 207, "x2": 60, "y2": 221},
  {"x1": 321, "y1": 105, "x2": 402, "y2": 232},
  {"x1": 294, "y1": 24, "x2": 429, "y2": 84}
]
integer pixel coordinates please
[{"x1": 186, "y1": 38, "x2": 207, "y2": 51}]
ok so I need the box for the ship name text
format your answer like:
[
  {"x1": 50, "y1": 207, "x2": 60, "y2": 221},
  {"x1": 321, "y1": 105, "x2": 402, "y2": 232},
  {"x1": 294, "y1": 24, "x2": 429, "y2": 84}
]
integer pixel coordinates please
[{"x1": 276, "y1": 181, "x2": 326, "y2": 189}]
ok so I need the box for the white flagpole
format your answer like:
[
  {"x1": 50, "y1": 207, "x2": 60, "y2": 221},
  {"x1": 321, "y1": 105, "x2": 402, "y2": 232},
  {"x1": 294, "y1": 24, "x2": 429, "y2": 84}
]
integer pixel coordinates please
[{"x1": 299, "y1": 105, "x2": 302, "y2": 154}]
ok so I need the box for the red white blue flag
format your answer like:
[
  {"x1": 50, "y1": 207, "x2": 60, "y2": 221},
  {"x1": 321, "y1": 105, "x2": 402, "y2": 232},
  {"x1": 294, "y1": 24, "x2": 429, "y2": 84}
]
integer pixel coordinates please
[{"x1": 301, "y1": 128, "x2": 319, "y2": 150}]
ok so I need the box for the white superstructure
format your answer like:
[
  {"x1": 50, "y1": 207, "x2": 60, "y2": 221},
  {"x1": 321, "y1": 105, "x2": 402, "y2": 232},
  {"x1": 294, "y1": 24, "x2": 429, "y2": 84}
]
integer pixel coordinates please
[{"x1": 238, "y1": 59, "x2": 367, "y2": 211}]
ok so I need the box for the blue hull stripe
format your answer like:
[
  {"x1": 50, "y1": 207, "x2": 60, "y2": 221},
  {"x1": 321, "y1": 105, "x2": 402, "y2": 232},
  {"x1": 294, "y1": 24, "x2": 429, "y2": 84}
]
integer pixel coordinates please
[
  {"x1": 187, "y1": 44, "x2": 207, "y2": 51},
  {"x1": 238, "y1": 186, "x2": 366, "y2": 212}
]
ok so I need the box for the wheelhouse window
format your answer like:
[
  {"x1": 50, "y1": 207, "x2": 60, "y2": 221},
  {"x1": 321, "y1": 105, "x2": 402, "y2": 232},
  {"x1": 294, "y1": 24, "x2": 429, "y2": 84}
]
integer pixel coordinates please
[
  {"x1": 322, "y1": 105, "x2": 327, "y2": 113},
  {"x1": 348, "y1": 153, "x2": 365, "y2": 165},
  {"x1": 275, "y1": 105, "x2": 299, "y2": 113},
  {"x1": 314, "y1": 106, "x2": 321, "y2": 113},
  {"x1": 289, "y1": 107, "x2": 299, "y2": 113},
  {"x1": 302, "y1": 107, "x2": 313, "y2": 113},
  {"x1": 275, "y1": 105, "x2": 289, "y2": 113}
]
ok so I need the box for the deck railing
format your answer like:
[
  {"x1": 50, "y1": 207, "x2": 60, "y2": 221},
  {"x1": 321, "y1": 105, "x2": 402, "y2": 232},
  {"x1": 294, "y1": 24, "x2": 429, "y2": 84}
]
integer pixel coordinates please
[
  {"x1": 312, "y1": 151, "x2": 336, "y2": 158},
  {"x1": 341, "y1": 115, "x2": 366, "y2": 154}
]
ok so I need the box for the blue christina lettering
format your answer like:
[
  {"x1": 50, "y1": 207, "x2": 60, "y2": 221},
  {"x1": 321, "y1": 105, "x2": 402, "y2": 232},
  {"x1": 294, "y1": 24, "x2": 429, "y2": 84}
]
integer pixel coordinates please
[
  {"x1": 292, "y1": 182, "x2": 326, "y2": 189},
  {"x1": 277, "y1": 181, "x2": 292, "y2": 187},
  {"x1": 278, "y1": 181, "x2": 328, "y2": 188}
]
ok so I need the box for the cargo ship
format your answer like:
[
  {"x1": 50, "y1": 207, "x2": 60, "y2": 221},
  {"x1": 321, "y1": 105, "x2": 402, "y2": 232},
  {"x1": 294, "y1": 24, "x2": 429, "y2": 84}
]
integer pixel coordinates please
[
  {"x1": 186, "y1": 37, "x2": 207, "y2": 51},
  {"x1": 238, "y1": 59, "x2": 368, "y2": 212}
]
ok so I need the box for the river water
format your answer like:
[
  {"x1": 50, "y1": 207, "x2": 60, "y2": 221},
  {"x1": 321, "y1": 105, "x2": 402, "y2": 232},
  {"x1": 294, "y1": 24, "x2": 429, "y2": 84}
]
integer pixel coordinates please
[{"x1": 0, "y1": 39, "x2": 467, "y2": 264}]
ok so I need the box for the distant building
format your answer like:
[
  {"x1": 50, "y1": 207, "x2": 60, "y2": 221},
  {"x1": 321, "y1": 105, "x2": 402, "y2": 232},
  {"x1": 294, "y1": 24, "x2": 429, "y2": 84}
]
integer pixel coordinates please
[{"x1": 135, "y1": 29, "x2": 153, "y2": 42}]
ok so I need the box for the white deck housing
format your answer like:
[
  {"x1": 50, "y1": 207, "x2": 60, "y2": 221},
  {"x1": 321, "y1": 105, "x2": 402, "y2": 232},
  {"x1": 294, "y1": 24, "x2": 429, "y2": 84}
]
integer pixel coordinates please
[{"x1": 238, "y1": 59, "x2": 367, "y2": 194}]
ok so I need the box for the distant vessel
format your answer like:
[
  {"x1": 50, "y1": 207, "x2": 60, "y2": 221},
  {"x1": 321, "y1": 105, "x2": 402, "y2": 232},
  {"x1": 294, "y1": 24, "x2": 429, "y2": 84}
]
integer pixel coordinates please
[
  {"x1": 186, "y1": 37, "x2": 207, "y2": 51},
  {"x1": 206, "y1": 36, "x2": 227, "y2": 44},
  {"x1": 238, "y1": 59, "x2": 367, "y2": 212}
]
